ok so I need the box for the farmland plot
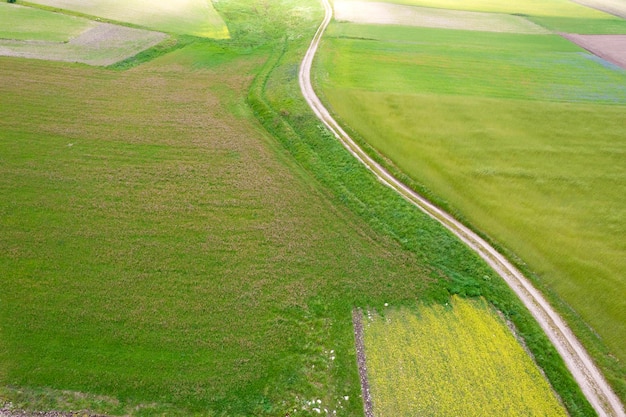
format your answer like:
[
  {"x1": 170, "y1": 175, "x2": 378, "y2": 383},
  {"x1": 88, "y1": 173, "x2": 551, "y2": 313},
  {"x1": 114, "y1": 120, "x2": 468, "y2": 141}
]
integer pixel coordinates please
[
  {"x1": 0, "y1": 23, "x2": 167, "y2": 66},
  {"x1": 344, "y1": 0, "x2": 626, "y2": 33},
  {"x1": 361, "y1": 297, "x2": 568, "y2": 417},
  {"x1": 26, "y1": 0, "x2": 229, "y2": 38},
  {"x1": 334, "y1": 1, "x2": 549, "y2": 33}
]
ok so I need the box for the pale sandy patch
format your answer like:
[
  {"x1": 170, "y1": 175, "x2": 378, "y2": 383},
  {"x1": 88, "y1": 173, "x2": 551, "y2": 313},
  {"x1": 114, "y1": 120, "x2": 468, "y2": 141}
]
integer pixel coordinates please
[{"x1": 334, "y1": 1, "x2": 550, "y2": 33}]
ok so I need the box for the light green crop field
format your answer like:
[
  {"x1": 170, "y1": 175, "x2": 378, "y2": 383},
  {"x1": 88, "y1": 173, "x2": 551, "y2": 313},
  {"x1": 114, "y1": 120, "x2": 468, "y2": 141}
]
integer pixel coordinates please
[
  {"x1": 0, "y1": 2, "x2": 94, "y2": 41},
  {"x1": 322, "y1": 24, "x2": 626, "y2": 103},
  {"x1": 363, "y1": 297, "x2": 568, "y2": 416},
  {"x1": 317, "y1": 20, "x2": 626, "y2": 397},
  {"x1": 25, "y1": 0, "x2": 229, "y2": 38}
]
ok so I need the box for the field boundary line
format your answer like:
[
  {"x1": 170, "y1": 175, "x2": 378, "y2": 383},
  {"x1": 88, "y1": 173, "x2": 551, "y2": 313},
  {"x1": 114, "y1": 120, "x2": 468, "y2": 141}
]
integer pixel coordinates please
[
  {"x1": 352, "y1": 309, "x2": 374, "y2": 417},
  {"x1": 299, "y1": 1, "x2": 625, "y2": 416}
]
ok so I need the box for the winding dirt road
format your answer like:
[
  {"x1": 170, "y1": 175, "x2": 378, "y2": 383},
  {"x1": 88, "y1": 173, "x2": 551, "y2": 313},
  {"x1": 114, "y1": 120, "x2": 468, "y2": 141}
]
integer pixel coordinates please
[{"x1": 298, "y1": 1, "x2": 625, "y2": 416}]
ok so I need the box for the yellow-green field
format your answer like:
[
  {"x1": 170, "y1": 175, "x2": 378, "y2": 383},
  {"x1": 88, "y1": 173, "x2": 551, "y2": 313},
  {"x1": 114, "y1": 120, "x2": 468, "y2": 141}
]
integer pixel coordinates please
[
  {"x1": 25, "y1": 0, "x2": 229, "y2": 38},
  {"x1": 363, "y1": 297, "x2": 569, "y2": 416},
  {"x1": 0, "y1": 2, "x2": 94, "y2": 41}
]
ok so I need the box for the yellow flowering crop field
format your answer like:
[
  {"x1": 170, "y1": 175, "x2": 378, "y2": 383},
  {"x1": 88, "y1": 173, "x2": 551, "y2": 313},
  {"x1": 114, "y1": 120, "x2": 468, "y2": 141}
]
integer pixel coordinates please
[{"x1": 362, "y1": 297, "x2": 568, "y2": 416}]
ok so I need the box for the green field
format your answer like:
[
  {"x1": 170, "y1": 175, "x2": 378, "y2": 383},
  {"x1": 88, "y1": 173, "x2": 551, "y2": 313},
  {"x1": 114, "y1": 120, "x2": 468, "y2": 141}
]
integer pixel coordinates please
[
  {"x1": 317, "y1": 16, "x2": 626, "y2": 401},
  {"x1": 363, "y1": 297, "x2": 568, "y2": 416},
  {"x1": 0, "y1": 2, "x2": 94, "y2": 41},
  {"x1": 25, "y1": 0, "x2": 229, "y2": 38},
  {"x1": 0, "y1": 0, "x2": 601, "y2": 415},
  {"x1": 321, "y1": 24, "x2": 626, "y2": 103}
]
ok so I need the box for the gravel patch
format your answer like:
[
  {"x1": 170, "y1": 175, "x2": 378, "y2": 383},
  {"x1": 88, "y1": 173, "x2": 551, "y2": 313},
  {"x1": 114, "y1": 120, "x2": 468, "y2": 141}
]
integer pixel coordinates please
[
  {"x1": 352, "y1": 309, "x2": 374, "y2": 417},
  {"x1": 0, "y1": 406, "x2": 109, "y2": 417}
]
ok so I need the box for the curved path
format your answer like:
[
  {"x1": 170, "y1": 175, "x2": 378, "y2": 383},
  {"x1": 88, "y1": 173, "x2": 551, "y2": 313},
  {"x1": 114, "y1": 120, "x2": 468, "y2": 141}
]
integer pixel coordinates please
[{"x1": 298, "y1": 1, "x2": 625, "y2": 416}]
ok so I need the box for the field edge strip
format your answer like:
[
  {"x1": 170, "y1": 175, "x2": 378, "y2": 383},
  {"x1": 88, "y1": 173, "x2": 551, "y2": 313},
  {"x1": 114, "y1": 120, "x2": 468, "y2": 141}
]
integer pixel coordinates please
[
  {"x1": 352, "y1": 309, "x2": 374, "y2": 417},
  {"x1": 299, "y1": 1, "x2": 625, "y2": 416}
]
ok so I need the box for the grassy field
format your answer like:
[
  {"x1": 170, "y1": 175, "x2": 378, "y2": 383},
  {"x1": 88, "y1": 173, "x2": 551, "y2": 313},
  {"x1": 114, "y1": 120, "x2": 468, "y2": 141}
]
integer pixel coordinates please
[
  {"x1": 363, "y1": 297, "x2": 568, "y2": 416},
  {"x1": 317, "y1": 19, "x2": 626, "y2": 400},
  {"x1": 0, "y1": 1, "x2": 450, "y2": 415},
  {"x1": 25, "y1": 0, "x2": 229, "y2": 38},
  {"x1": 0, "y1": 0, "x2": 598, "y2": 416},
  {"x1": 0, "y1": 2, "x2": 94, "y2": 41},
  {"x1": 321, "y1": 24, "x2": 626, "y2": 102}
]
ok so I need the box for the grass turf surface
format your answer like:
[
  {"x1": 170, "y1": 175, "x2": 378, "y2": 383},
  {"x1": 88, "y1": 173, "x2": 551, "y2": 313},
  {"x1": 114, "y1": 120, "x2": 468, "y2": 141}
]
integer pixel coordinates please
[
  {"x1": 23, "y1": 0, "x2": 229, "y2": 38},
  {"x1": 363, "y1": 297, "x2": 568, "y2": 416},
  {"x1": 317, "y1": 20, "x2": 626, "y2": 400}
]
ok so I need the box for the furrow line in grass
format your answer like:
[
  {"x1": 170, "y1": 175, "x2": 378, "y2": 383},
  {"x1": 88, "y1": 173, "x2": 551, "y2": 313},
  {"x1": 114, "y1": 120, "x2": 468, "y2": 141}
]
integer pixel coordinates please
[{"x1": 299, "y1": 0, "x2": 625, "y2": 416}]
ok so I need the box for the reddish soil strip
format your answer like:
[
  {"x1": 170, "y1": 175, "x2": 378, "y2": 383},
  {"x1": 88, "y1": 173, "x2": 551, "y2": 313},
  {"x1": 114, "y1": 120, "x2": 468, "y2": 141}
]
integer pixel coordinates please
[
  {"x1": 563, "y1": 33, "x2": 626, "y2": 69},
  {"x1": 0, "y1": 407, "x2": 107, "y2": 417},
  {"x1": 352, "y1": 309, "x2": 374, "y2": 417}
]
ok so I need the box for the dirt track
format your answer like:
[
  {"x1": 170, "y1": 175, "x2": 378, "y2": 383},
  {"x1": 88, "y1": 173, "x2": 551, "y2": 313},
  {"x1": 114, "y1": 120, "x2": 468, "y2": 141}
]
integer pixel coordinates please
[{"x1": 299, "y1": 1, "x2": 626, "y2": 416}]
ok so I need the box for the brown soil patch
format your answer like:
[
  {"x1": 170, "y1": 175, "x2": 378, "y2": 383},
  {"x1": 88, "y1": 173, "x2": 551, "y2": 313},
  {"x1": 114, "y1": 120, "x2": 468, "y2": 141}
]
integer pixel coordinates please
[{"x1": 563, "y1": 33, "x2": 626, "y2": 69}]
